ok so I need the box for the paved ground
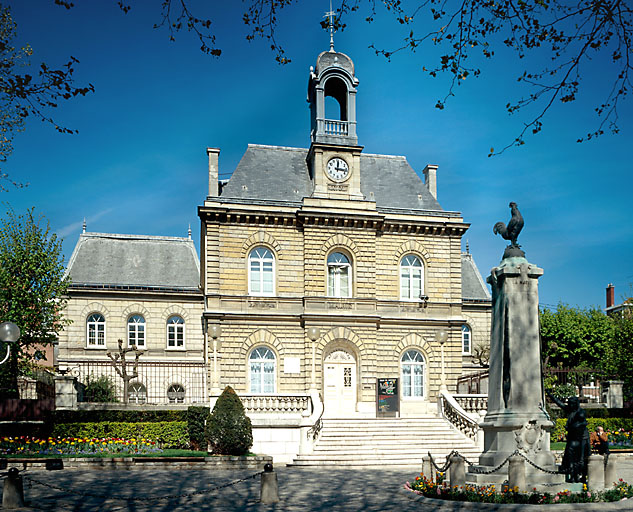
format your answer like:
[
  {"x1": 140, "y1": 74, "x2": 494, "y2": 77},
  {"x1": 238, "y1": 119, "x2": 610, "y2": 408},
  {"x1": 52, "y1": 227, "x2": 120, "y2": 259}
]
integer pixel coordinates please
[{"x1": 4, "y1": 456, "x2": 633, "y2": 511}]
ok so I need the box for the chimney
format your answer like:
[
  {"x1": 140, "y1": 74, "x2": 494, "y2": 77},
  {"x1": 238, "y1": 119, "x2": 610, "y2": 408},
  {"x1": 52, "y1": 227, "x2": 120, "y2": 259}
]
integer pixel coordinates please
[
  {"x1": 423, "y1": 164, "x2": 438, "y2": 199},
  {"x1": 207, "y1": 147, "x2": 220, "y2": 197},
  {"x1": 606, "y1": 283, "x2": 615, "y2": 308}
]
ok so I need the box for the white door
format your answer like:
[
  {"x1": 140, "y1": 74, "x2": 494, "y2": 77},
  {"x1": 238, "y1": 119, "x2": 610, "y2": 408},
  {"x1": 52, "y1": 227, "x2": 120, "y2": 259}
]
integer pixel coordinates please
[{"x1": 323, "y1": 350, "x2": 356, "y2": 417}]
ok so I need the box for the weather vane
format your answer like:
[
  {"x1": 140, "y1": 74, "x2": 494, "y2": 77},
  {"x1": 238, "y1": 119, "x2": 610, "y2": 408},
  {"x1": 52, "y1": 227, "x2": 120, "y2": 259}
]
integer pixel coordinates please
[{"x1": 324, "y1": 0, "x2": 336, "y2": 51}]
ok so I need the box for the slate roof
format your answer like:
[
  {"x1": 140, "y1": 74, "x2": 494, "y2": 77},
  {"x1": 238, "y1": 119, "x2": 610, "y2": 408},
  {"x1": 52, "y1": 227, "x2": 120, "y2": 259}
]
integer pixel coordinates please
[
  {"x1": 219, "y1": 144, "x2": 444, "y2": 212},
  {"x1": 461, "y1": 252, "x2": 491, "y2": 301},
  {"x1": 66, "y1": 233, "x2": 200, "y2": 292}
]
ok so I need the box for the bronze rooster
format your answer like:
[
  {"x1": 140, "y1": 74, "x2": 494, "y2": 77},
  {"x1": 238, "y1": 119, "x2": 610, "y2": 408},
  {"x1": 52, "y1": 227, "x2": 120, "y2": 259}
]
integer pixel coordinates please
[{"x1": 493, "y1": 202, "x2": 524, "y2": 248}]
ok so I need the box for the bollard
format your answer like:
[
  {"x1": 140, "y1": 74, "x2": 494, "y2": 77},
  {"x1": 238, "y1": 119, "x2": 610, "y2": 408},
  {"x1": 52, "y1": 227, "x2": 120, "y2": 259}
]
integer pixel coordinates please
[
  {"x1": 507, "y1": 455, "x2": 526, "y2": 493},
  {"x1": 604, "y1": 455, "x2": 617, "y2": 489},
  {"x1": 260, "y1": 463, "x2": 280, "y2": 504},
  {"x1": 421, "y1": 456, "x2": 433, "y2": 482},
  {"x1": 587, "y1": 454, "x2": 605, "y2": 491},
  {"x1": 2, "y1": 467, "x2": 25, "y2": 509},
  {"x1": 449, "y1": 455, "x2": 465, "y2": 488}
]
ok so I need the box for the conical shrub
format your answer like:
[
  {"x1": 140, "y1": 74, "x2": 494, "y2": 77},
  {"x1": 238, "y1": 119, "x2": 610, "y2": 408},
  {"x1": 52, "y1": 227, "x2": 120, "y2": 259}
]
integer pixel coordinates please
[{"x1": 205, "y1": 386, "x2": 253, "y2": 455}]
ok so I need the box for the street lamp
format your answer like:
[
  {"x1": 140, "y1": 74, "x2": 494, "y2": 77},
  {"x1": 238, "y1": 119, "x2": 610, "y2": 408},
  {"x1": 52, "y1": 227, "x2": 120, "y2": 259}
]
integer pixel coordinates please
[
  {"x1": 209, "y1": 324, "x2": 222, "y2": 395},
  {"x1": 0, "y1": 322, "x2": 20, "y2": 365},
  {"x1": 435, "y1": 328, "x2": 448, "y2": 391},
  {"x1": 307, "y1": 327, "x2": 320, "y2": 391}
]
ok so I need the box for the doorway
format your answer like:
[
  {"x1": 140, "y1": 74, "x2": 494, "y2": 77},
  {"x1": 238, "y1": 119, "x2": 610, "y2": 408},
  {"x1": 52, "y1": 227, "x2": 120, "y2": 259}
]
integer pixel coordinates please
[{"x1": 323, "y1": 349, "x2": 357, "y2": 417}]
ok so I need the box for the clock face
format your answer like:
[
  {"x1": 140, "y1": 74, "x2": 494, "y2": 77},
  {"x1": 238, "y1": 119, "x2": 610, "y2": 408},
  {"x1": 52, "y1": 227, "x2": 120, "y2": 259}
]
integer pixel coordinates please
[{"x1": 326, "y1": 157, "x2": 350, "y2": 182}]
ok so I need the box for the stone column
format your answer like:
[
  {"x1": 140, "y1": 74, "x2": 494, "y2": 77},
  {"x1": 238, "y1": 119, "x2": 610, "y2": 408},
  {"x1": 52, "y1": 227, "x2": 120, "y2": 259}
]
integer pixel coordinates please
[
  {"x1": 54, "y1": 375, "x2": 77, "y2": 409},
  {"x1": 478, "y1": 256, "x2": 555, "y2": 471}
]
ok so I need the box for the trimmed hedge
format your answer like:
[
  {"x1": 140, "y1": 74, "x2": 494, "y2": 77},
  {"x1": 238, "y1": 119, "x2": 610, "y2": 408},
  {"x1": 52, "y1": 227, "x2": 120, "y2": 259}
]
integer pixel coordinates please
[
  {"x1": 186, "y1": 406, "x2": 210, "y2": 451},
  {"x1": 205, "y1": 386, "x2": 252, "y2": 455},
  {"x1": 52, "y1": 410, "x2": 187, "y2": 424},
  {"x1": 51, "y1": 421, "x2": 189, "y2": 449},
  {"x1": 552, "y1": 417, "x2": 633, "y2": 442},
  {"x1": 547, "y1": 407, "x2": 633, "y2": 420}
]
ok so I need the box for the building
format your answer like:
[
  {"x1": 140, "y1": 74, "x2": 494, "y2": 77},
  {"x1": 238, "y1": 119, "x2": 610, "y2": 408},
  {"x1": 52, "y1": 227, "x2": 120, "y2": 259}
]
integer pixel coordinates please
[
  {"x1": 198, "y1": 41, "x2": 490, "y2": 432},
  {"x1": 57, "y1": 231, "x2": 206, "y2": 405}
]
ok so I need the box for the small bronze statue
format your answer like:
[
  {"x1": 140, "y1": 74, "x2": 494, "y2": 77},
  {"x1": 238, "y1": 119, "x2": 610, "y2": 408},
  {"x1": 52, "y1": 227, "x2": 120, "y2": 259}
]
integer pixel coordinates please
[
  {"x1": 546, "y1": 393, "x2": 590, "y2": 483},
  {"x1": 494, "y1": 202, "x2": 525, "y2": 258}
]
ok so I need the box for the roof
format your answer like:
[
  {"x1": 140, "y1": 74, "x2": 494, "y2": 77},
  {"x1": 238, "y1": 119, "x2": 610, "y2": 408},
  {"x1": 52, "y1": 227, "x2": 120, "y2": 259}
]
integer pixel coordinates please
[
  {"x1": 219, "y1": 144, "x2": 443, "y2": 211},
  {"x1": 66, "y1": 233, "x2": 200, "y2": 292},
  {"x1": 461, "y1": 252, "x2": 491, "y2": 301}
]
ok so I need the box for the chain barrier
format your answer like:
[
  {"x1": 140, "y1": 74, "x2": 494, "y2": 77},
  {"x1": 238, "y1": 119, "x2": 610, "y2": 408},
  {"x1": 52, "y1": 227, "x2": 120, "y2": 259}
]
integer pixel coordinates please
[
  {"x1": 428, "y1": 450, "x2": 459, "y2": 473},
  {"x1": 24, "y1": 471, "x2": 263, "y2": 502},
  {"x1": 515, "y1": 451, "x2": 562, "y2": 475}
]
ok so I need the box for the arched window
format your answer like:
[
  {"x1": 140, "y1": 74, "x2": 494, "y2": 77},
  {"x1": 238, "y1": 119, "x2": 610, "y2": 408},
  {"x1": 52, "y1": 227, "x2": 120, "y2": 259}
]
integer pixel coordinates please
[
  {"x1": 167, "y1": 384, "x2": 185, "y2": 404},
  {"x1": 128, "y1": 314, "x2": 146, "y2": 348},
  {"x1": 401, "y1": 350, "x2": 425, "y2": 398},
  {"x1": 86, "y1": 313, "x2": 106, "y2": 347},
  {"x1": 248, "y1": 247, "x2": 274, "y2": 296},
  {"x1": 167, "y1": 316, "x2": 185, "y2": 348},
  {"x1": 462, "y1": 325, "x2": 472, "y2": 355},
  {"x1": 249, "y1": 347, "x2": 276, "y2": 394},
  {"x1": 400, "y1": 254, "x2": 424, "y2": 300},
  {"x1": 327, "y1": 251, "x2": 351, "y2": 297},
  {"x1": 128, "y1": 382, "x2": 147, "y2": 404}
]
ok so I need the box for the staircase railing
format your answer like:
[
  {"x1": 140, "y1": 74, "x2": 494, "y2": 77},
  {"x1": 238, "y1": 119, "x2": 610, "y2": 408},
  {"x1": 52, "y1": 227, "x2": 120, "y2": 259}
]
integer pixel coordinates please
[
  {"x1": 438, "y1": 389, "x2": 481, "y2": 441},
  {"x1": 307, "y1": 392, "x2": 324, "y2": 440},
  {"x1": 453, "y1": 393, "x2": 487, "y2": 414}
]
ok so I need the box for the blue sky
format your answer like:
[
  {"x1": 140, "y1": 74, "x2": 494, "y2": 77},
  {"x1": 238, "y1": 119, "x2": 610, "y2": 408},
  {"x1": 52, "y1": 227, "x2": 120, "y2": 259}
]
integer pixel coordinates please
[{"x1": 4, "y1": 1, "x2": 632, "y2": 310}]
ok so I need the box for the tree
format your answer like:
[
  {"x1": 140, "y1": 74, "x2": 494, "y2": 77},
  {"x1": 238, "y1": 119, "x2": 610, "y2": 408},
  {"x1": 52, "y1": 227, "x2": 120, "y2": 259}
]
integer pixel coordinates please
[
  {"x1": 539, "y1": 303, "x2": 614, "y2": 369},
  {"x1": 603, "y1": 305, "x2": 633, "y2": 401},
  {"x1": 107, "y1": 338, "x2": 142, "y2": 404},
  {"x1": 0, "y1": 4, "x2": 94, "y2": 190},
  {"x1": 205, "y1": 386, "x2": 253, "y2": 455},
  {"x1": 0, "y1": 206, "x2": 69, "y2": 398}
]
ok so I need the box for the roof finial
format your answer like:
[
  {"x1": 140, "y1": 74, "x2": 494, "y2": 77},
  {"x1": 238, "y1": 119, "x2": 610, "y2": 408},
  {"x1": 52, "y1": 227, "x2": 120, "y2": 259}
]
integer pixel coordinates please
[
  {"x1": 324, "y1": 0, "x2": 336, "y2": 52},
  {"x1": 188, "y1": 224, "x2": 192, "y2": 240},
  {"x1": 82, "y1": 218, "x2": 86, "y2": 234}
]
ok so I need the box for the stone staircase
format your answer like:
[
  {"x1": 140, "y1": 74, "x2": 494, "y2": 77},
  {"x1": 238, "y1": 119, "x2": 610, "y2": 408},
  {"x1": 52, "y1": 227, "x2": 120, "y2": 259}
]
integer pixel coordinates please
[{"x1": 289, "y1": 416, "x2": 481, "y2": 468}]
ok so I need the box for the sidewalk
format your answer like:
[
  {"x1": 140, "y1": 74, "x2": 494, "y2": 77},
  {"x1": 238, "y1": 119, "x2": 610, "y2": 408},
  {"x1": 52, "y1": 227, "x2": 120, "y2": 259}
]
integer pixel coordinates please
[{"x1": 4, "y1": 456, "x2": 633, "y2": 511}]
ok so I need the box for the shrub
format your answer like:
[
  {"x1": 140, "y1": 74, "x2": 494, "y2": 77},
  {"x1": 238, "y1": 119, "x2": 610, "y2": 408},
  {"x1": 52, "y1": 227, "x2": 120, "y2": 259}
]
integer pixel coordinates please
[
  {"x1": 84, "y1": 375, "x2": 118, "y2": 403},
  {"x1": 205, "y1": 386, "x2": 252, "y2": 455},
  {"x1": 52, "y1": 409, "x2": 187, "y2": 424},
  {"x1": 186, "y1": 406, "x2": 210, "y2": 451},
  {"x1": 553, "y1": 418, "x2": 633, "y2": 442},
  {"x1": 51, "y1": 421, "x2": 189, "y2": 449}
]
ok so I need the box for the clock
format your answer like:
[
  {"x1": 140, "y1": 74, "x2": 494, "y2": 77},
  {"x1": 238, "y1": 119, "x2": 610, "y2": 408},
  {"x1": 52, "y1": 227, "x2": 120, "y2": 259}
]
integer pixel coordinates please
[{"x1": 326, "y1": 157, "x2": 350, "y2": 182}]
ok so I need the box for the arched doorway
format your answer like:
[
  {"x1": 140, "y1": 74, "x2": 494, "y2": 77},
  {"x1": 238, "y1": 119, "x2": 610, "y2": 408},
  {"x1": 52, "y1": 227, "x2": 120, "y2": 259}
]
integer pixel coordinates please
[{"x1": 323, "y1": 349, "x2": 357, "y2": 417}]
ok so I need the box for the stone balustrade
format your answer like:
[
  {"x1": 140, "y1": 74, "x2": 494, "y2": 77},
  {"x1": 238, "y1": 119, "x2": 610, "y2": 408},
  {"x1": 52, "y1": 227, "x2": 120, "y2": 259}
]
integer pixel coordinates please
[
  {"x1": 438, "y1": 390, "x2": 480, "y2": 440},
  {"x1": 453, "y1": 393, "x2": 487, "y2": 414},
  {"x1": 240, "y1": 394, "x2": 311, "y2": 415}
]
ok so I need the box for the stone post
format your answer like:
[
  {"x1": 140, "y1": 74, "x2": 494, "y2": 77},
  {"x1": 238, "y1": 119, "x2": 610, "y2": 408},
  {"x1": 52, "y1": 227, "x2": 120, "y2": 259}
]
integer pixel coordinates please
[
  {"x1": 587, "y1": 454, "x2": 605, "y2": 491},
  {"x1": 508, "y1": 455, "x2": 526, "y2": 492},
  {"x1": 449, "y1": 455, "x2": 465, "y2": 488},
  {"x1": 54, "y1": 375, "x2": 77, "y2": 409},
  {"x1": 421, "y1": 456, "x2": 433, "y2": 481},
  {"x1": 605, "y1": 455, "x2": 617, "y2": 488},
  {"x1": 2, "y1": 468, "x2": 25, "y2": 509},
  {"x1": 602, "y1": 381, "x2": 624, "y2": 408},
  {"x1": 260, "y1": 463, "x2": 280, "y2": 504}
]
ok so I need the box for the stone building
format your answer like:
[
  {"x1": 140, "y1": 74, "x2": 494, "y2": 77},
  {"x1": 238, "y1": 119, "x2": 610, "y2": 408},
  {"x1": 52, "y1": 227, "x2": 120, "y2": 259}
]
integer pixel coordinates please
[
  {"x1": 57, "y1": 231, "x2": 206, "y2": 405},
  {"x1": 198, "y1": 43, "x2": 491, "y2": 427}
]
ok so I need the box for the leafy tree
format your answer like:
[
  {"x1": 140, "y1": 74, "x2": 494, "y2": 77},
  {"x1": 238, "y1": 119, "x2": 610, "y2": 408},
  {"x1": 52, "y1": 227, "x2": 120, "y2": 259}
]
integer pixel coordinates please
[
  {"x1": 539, "y1": 303, "x2": 614, "y2": 369},
  {"x1": 205, "y1": 386, "x2": 253, "y2": 455},
  {"x1": 603, "y1": 307, "x2": 633, "y2": 401},
  {"x1": 0, "y1": 206, "x2": 69, "y2": 398},
  {"x1": 0, "y1": 4, "x2": 94, "y2": 190}
]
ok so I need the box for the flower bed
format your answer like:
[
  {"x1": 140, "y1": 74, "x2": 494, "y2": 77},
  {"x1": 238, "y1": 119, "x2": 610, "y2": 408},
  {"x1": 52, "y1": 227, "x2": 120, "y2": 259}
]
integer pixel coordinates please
[
  {"x1": 1, "y1": 436, "x2": 162, "y2": 457},
  {"x1": 406, "y1": 473, "x2": 633, "y2": 504}
]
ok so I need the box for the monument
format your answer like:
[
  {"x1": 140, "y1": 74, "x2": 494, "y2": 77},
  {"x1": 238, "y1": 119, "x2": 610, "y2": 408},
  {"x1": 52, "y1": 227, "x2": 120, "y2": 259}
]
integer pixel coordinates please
[{"x1": 467, "y1": 202, "x2": 565, "y2": 488}]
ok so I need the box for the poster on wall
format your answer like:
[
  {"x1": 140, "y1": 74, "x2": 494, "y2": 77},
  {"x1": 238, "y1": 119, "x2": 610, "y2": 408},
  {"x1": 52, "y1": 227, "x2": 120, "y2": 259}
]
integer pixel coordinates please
[{"x1": 376, "y1": 378, "x2": 399, "y2": 417}]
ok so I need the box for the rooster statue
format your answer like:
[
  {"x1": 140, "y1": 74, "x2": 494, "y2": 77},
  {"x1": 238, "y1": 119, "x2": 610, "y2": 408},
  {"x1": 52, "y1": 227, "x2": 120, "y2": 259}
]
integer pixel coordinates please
[{"x1": 493, "y1": 202, "x2": 524, "y2": 248}]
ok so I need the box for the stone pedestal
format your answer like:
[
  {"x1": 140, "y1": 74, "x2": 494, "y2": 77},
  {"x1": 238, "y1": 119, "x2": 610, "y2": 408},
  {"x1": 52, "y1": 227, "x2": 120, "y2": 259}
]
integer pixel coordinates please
[
  {"x1": 467, "y1": 255, "x2": 563, "y2": 487},
  {"x1": 601, "y1": 380, "x2": 624, "y2": 408},
  {"x1": 54, "y1": 375, "x2": 77, "y2": 409}
]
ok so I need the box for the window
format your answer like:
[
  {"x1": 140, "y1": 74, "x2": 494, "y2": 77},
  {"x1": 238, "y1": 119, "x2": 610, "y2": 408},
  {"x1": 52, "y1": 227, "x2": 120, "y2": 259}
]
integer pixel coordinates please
[
  {"x1": 462, "y1": 325, "x2": 472, "y2": 355},
  {"x1": 249, "y1": 347, "x2": 276, "y2": 394},
  {"x1": 400, "y1": 254, "x2": 423, "y2": 300},
  {"x1": 128, "y1": 382, "x2": 147, "y2": 404},
  {"x1": 327, "y1": 251, "x2": 351, "y2": 297},
  {"x1": 249, "y1": 247, "x2": 274, "y2": 296},
  {"x1": 167, "y1": 316, "x2": 185, "y2": 348},
  {"x1": 401, "y1": 350, "x2": 425, "y2": 398},
  {"x1": 128, "y1": 314, "x2": 146, "y2": 348},
  {"x1": 167, "y1": 384, "x2": 185, "y2": 403},
  {"x1": 86, "y1": 313, "x2": 106, "y2": 347}
]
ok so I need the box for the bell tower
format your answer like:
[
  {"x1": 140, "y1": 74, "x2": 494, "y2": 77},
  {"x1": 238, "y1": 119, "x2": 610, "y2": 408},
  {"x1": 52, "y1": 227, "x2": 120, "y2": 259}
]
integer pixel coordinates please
[{"x1": 307, "y1": 8, "x2": 364, "y2": 201}]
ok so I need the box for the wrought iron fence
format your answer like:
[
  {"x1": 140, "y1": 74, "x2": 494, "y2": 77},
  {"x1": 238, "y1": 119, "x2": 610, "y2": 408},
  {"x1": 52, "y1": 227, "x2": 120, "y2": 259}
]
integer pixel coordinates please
[{"x1": 62, "y1": 360, "x2": 206, "y2": 405}]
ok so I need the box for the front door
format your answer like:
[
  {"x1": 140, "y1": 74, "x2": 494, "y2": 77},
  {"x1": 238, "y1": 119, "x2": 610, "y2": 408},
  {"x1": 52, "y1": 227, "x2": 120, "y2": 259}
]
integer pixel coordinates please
[{"x1": 323, "y1": 349, "x2": 356, "y2": 417}]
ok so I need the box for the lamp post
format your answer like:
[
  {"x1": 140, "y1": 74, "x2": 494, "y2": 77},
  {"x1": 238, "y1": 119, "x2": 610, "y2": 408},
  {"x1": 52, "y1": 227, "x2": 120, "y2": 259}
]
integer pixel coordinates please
[
  {"x1": 307, "y1": 327, "x2": 320, "y2": 391},
  {"x1": 0, "y1": 322, "x2": 20, "y2": 366},
  {"x1": 209, "y1": 324, "x2": 222, "y2": 395},
  {"x1": 435, "y1": 328, "x2": 448, "y2": 391}
]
